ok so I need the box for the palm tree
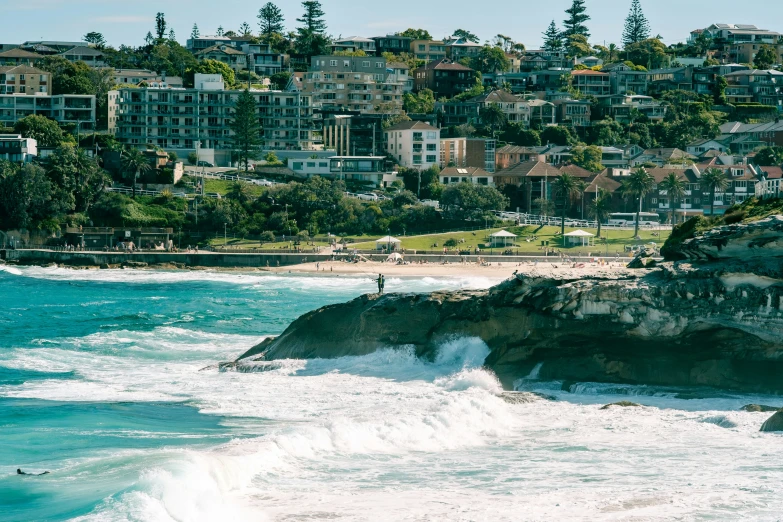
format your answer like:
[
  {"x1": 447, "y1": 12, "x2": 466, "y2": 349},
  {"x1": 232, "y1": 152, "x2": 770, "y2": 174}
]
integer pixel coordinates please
[
  {"x1": 658, "y1": 172, "x2": 686, "y2": 225},
  {"x1": 588, "y1": 188, "x2": 613, "y2": 238},
  {"x1": 551, "y1": 173, "x2": 583, "y2": 238},
  {"x1": 478, "y1": 104, "x2": 507, "y2": 137},
  {"x1": 622, "y1": 167, "x2": 656, "y2": 238},
  {"x1": 121, "y1": 147, "x2": 152, "y2": 198},
  {"x1": 701, "y1": 167, "x2": 729, "y2": 217},
  {"x1": 608, "y1": 43, "x2": 618, "y2": 62},
  {"x1": 227, "y1": 181, "x2": 252, "y2": 205}
]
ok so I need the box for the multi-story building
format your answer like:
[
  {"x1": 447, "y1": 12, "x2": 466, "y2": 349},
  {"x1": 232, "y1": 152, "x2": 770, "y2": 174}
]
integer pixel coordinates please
[
  {"x1": 724, "y1": 69, "x2": 783, "y2": 108},
  {"x1": 606, "y1": 63, "x2": 650, "y2": 95},
  {"x1": 596, "y1": 94, "x2": 667, "y2": 123},
  {"x1": 241, "y1": 43, "x2": 286, "y2": 76},
  {"x1": 519, "y1": 50, "x2": 569, "y2": 72},
  {"x1": 287, "y1": 155, "x2": 400, "y2": 188},
  {"x1": 195, "y1": 45, "x2": 248, "y2": 72},
  {"x1": 110, "y1": 74, "x2": 319, "y2": 166},
  {"x1": 301, "y1": 56, "x2": 404, "y2": 114},
  {"x1": 412, "y1": 59, "x2": 475, "y2": 98},
  {"x1": 387, "y1": 62, "x2": 413, "y2": 92},
  {"x1": 0, "y1": 66, "x2": 50, "y2": 95},
  {"x1": 495, "y1": 145, "x2": 547, "y2": 170},
  {"x1": 440, "y1": 137, "x2": 497, "y2": 172},
  {"x1": 439, "y1": 166, "x2": 494, "y2": 186},
  {"x1": 0, "y1": 48, "x2": 41, "y2": 66},
  {"x1": 372, "y1": 35, "x2": 413, "y2": 57},
  {"x1": 692, "y1": 24, "x2": 781, "y2": 45},
  {"x1": 552, "y1": 97, "x2": 592, "y2": 129},
  {"x1": 59, "y1": 46, "x2": 106, "y2": 67},
  {"x1": 0, "y1": 93, "x2": 95, "y2": 128},
  {"x1": 113, "y1": 69, "x2": 183, "y2": 88},
  {"x1": 410, "y1": 40, "x2": 447, "y2": 62},
  {"x1": 439, "y1": 90, "x2": 529, "y2": 127},
  {"x1": 385, "y1": 120, "x2": 440, "y2": 169},
  {"x1": 0, "y1": 134, "x2": 37, "y2": 163},
  {"x1": 571, "y1": 70, "x2": 611, "y2": 96},
  {"x1": 186, "y1": 35, "x2": 253, "y2": 53},
  {"x1": 321, "y1": 111, "x2": 384, "y2": 156},
  {"x1": 330, "y1": 37, "x2": 376, "y2": 55},
  {"x1": 444, "y1": 36, "x2": 482, "y2": 61}
]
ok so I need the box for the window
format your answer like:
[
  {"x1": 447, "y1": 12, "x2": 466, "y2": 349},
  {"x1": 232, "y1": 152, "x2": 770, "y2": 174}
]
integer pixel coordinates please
[
  {"x1": 319, "y1": 162, "x2": 328, "y2": 168},
  {"x1": 426, "y1": 155, "x2": 437, "y2": 163},
  {"x1": 426, "y1": 144, "x2": 437, "y2": 151},
  {"x1": 426, "y1": 131, "x2": 437, "y2": 139},
  {"x1": 307, "y1": 162, "x2": 316, "y2": 167},
  {"x1": 344, "y1": 60, "x2": 350, "y2": 67},
  {"x1": 362, "y1": 61, "x2": 370, "y2": 68},
  {"x1": 293, "y1": 162, "x2": 303, "y2": 170},
  {"x1": 412, "y1": 132, "x2": 423, "y2": 141},
  {"x1": 651, "y1": 198, "x2": 658, "y2": 204},
  {"x1": 330, "y1": 60, "x2": 337, "y2": 66},
  {"x1": 376, "y1": 62, "x2": 384, "y2": 68}
]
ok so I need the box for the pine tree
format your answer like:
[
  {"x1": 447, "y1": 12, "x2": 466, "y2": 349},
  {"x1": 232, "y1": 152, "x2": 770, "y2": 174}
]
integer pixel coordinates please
[
  {"x1": 296, "y1": 1, "x2": 328, "y2": 58},
  {"x1": 155, "y1": 13, "x2": 167, "y2": 40},
  {"x1": 168, "y1": 29, "x2": 176, "y2": 42},
  {"x1": 239, "y1": 22, "x2": 253, "y2": 37},
  {"x1": 258, "y1": 2, "x2": 286, "y2": 40},
  {"x1": 144, "y1": 32, "x2": 155, "y2": 46},
  {"x1": 622, "y1": 0, "x2": 650, "y2": 46},
  {"x1": 216, "y1": 26, "x2": 225, "y2": 36},
  {"x1": 563, "y1": 0, "x2": 590, "y2": 39},
  {"x1": 191, "y1": 24, "x2": 200, "y2": 40},
  {"x1": 230, "y1": 90, "x2": 263, "y2": 172},
  {"x1": 543, "y1": 20, "x2": 563, "y2": 52}
]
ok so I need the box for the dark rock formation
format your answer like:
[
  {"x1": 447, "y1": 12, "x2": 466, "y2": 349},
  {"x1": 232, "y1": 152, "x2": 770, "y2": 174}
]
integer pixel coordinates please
[
  {"x1": 742, "y1": 404, "x2": 782, "y2": 413},
  {"x1": 600, "y1": 401, "x2": 642, "y2": 410},
  {"x1": 240, "y1": 217, "x2": 783, "y2": 393},
  {"x1": 761, "y1": 411, "x2": 783, "y2": 432}
]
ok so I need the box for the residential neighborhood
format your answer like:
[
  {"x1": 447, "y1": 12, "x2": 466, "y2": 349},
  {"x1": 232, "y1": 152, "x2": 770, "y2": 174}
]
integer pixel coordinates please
[{"x1": 4, "y1": 0, "x2": 783, "y2": 248}]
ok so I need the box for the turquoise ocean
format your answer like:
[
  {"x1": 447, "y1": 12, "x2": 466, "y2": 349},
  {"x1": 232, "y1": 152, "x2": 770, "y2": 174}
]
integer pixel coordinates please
[{"x1": 2, "y1": 265, "x2": 783, "y2": 521}]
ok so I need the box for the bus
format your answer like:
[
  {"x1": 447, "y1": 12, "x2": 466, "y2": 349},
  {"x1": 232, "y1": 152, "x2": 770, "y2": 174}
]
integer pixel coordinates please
[{"x1": 608, "y1": 213, "x2": 661, "y2": 226}]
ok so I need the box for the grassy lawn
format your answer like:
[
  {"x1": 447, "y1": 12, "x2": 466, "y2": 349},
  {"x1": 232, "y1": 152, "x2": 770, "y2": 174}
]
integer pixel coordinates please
[
  {"x1": 203, "y1": 179, "x2": 266, "y2": 197},
  {"x1": 350, "y1": 226, "x2": 670, "y2": 255},
  {"x1": 207, "y1": 237, "x2": 333, "y2": 249}
]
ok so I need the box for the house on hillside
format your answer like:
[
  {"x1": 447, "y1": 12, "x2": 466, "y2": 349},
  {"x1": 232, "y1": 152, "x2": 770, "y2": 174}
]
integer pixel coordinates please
[
  {"x1": 195, "y1": 45, "x2": 248, "y2": 72},
  {"x1": 413, "y1": 59, "x2": 476, "y2": 98},
  {"x1": 385, "y1": 120, "x2": 441, "y2": 169}
]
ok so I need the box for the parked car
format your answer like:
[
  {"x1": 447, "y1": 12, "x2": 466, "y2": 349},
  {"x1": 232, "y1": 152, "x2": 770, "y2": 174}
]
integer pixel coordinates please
[
  {"x1": 357, "y1": 193, "x2": 379, "y2": 201},
  {"x1": 196, "y1": 161, "x2": 214, "y2": 167}
]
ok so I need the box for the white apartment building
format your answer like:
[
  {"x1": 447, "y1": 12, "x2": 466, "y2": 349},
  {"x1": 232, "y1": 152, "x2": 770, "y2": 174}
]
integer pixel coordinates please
[
  {"x1": 109, "y1": 74, "x2": 320, "y2": 167},
  {"x1": 0, "y1": 93, "x2": 96, "y2": 128},
  {"x1": 385, "y1": 121, "x2": 440, "y2": 169},
  {"x1": 0, "y1": 134, "x2": 37, "y2": 162}
]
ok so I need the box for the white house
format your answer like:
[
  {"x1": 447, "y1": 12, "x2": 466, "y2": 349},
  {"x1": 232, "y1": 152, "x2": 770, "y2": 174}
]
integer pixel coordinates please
[
  {"x1": 0, "y1": 134, "x2": 37, "y2": 162},
  {"x1": 439, "y1": 166, "x2": 494, "y2": 187},
  {"x1": 385, "y1": 121, "x2": 440, "y2": 170}
]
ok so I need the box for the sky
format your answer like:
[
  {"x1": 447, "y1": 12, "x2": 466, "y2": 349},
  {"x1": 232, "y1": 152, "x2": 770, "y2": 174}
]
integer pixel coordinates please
[{"x1": 2, "y1": 0, "x2": 783, "y2": 49}]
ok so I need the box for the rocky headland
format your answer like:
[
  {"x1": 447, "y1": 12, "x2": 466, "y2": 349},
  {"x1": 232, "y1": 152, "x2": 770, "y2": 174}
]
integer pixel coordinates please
[{"x1": 239, "y1": 215, "x2": 783, "y2": 394}]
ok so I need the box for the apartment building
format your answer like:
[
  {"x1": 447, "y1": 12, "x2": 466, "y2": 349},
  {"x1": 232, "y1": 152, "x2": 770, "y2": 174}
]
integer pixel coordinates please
[
  {"x1": 552, "y1": 98, "x2": 592, "y2": 128},
  {"x1": 412, "y1": 59, "x2": 475, "y2": 98},
  {"x1": 113, "y1": 69, "x2": 183, "y2": 88},
  {"x1": 300, "y1": 56, "x2": 404, "y2": 114},
  {"x1": 729, "y1": 42, "x2": 783, "y2": 65},
  {"x1": 385, "y1": 120, "x2": 440, "y2": 169},
  {"x1": 330, "y1": 37, "x2": 376, "y2": 55},
  {"x1": 692, "y1": 24, "x2": 781, "y2": 45},
  {"x1": 288, "y1": 155, "x2": 399, "y2": 187},
  {"x1": 410, "y1": 40, "x2": 447, "y2": 62},
  {"x1": 596, "y1": 94, "x2": 667, "y2": 123},
  {"x1": 0, "y1": 134, "x2": 37, "y2": 163},
  {"x1": 195, "y1": 45, "x2": 248, "y2": 72},
  {"x1": 440, "y1": 138, "x2": 497, "y2": 172},
  {"x1": 372, "y1": 35, "x2": 413, "y2": 56},
  {"x1": 724, "y1": 69, "x2": 783, "y2": 107},
  {"x1": 571, "y1": 70, "x2": 611, "y2": 96},
  {"x1": 439, "y1": 90, "x2": 529, "y2": 127},
  {"x1": 241, "y1": 43, "x2": 286, "y2": 76},
  {"x1": 0, "y1": 93, "x2": 96, "y2": 127},
  {"x1": 0, "y1": 48, "x2": 41, "y2": 66},
  {"x1": 0, "y1": 66, "x2": 50, "y2": 95},
  {"x1": 321, "y1": 111, "x2": 384, "y2": 156},
  {"x1": 59, "y1": 46, "x2": 105, "y2": 67},
  {"x1": 606, "y1": 63, "x2": 650, "y2": 95},
  {"x1": 110, "y1": 74, "x2": 319, "y2": 167}
]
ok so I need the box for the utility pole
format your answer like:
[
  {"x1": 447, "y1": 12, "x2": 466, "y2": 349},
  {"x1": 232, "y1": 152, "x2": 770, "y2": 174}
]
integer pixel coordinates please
[{"x1": 224, "y1": 222, "x2": 227, "y2": 246}]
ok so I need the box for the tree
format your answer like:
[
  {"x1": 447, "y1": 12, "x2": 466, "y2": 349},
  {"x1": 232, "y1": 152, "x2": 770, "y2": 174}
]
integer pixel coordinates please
[
  {"x1": 44, "y1": 144, "x2": 108, "y2": 214},
  {"x1": 622, "y1": 0, "x2": 650, "y2": 46},
  {"x1": 270, "y1": 71, "x2": 292, "y2": 90},
  {"x1": 571, "y1": 145, "x2": 604, "y2": 172},
  {"x1": 658, "y1": 172, "x2": 686, "y2": 225},
  {"x1": 552, "y1": 173, "x2": 582, "y2": 237},
  {"x1": 216, "y1": 26, "x2": 225, "y2": 36},
  {"x1": 588, "y1": 188, "x2": 613, "y2": 237},
  {"x1": 155, "y1": 13, "x2": 167, "y2": 41},
  {"x1": 701, "y1": 167, "x2": 729, "y2": 217},
  {"x1": 453, "y1": 29, "x2": 479, "y2": 43},
  {"x1": 230, "y1": 90, "x2": 263, "y2": 172},
  {"x1": 239, "y1": 22, "x2": 253, "y2": 37},
  {"x1": 296, "y1": 1, "x2": 329, "y2": 58},
  {"x1": 754, "y1": 45, "x2": 778, "y2": 70},
  {"x1": 624, "y1": 38, "x2": 668, "y2": 69},
  {"x1": 168, "y1": 29, "x2": 176, "y2": 42},
  {"x1": 121, "y1": 148, "x2": 152, "y2": 198},
  {"x1": 258, "y1": 2, "x2": 285, "y2": 41},
  {"x1": 566, "y1": 34, "x2": 592, "y2": 58},
  {"x1": 440, "y1": 182, "x2": 509, "y2": 220},
  {"x1": 754, "y1": 146, "x2": 783, "y2": 166},
  {"x1": 228, "y1": 181, "x2": 252, "y2": 204},
  {"x1": 403, "y1": 89, "x2": 435, "y2": 114},
  {"x1": 563, "y1": 0, "x2": 590, "y2": 39},
  {"x1": 622, "y1": 167, "x2": 655, "y2": 237},
  {"x1": 398, "y1": 29, "x2": 432, "y2": 40},
  {"x1": 83, "y1": 32, "x2": 106, "y2": 48},
  {"x1": 499, "y1": 124, "x2": 541, "y2": 146},
  {"x1": 471, "y1": 46, "x2": 511, "y2": 73},
  {"x1": 541, "y1": 125, "x2": 575, "y2": 146},
  {"x1": 185, "y1": 59, "x2": 236, "y2": 87},
  {"x1": 145, "y1": 32, "x2": 155, "y2": 46},
  {"x1": 543, "y1": 21, "x2": 563, "y2": 53},
  {"x1": 534, "y1": 197, "x2": 556, "y2": 217},
  {"x1": 478, "y1": 104, "x2": 507, "y2": 136},
  {"x1": 191, "y1": 24, "x2": 200, "y2": 40},
  {"x1": 14, "y1": 115, "x2": 69, "y2": 147},
  {"x1": 713, "y1": 75, "x2": 728, "y2": 105}
]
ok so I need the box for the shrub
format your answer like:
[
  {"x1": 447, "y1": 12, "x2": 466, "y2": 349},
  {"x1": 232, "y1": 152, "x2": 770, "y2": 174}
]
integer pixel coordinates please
[{"x1": 260, "y1": 231, "x2": 276, "y2": 242}]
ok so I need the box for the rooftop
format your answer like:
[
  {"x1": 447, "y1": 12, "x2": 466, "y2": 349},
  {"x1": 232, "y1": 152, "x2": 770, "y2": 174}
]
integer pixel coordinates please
[{"x1": 385, "y1": 120, "x2": 439, "y2": 132}]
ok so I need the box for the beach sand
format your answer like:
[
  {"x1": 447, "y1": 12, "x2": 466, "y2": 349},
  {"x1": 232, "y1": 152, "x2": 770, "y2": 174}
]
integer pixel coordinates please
[{"x1": 270, "y1": 259, "x2": 636, "y2": 280}]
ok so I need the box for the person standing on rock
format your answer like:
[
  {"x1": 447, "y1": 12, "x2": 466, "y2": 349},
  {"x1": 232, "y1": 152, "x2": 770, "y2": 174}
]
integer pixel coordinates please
[{"x1": 376, "y1": 274, "x2": 385, "y2": 294}]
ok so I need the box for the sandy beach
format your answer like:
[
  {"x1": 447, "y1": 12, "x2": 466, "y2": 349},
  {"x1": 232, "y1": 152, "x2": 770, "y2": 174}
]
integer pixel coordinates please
[{"x1": 271, "y1": 259, "x2": 636, "y2": 280}]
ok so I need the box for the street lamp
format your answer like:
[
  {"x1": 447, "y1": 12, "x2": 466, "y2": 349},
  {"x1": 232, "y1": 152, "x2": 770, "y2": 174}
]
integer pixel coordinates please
[{"x1": 224, "y1": 222, "x2": 227, "y2": 247}]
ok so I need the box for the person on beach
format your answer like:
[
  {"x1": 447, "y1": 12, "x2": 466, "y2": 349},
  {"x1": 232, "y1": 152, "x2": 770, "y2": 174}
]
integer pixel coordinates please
[{"x1": 376, "y1": 274, "x2": 385, "y2": 294}]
